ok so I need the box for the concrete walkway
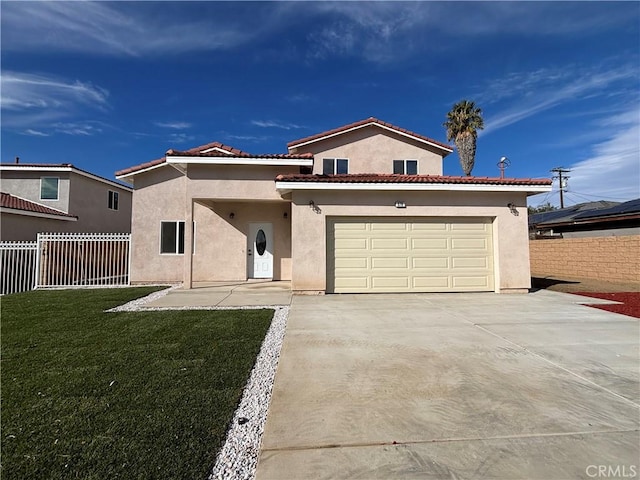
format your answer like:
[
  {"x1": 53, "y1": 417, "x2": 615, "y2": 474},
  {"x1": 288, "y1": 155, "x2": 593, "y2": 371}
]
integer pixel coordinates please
[
  {"x1": 256, "y1": 290, "x2": 640, "y2": 479},
  {"x1": 141, "y1": 281, "x2": 292, "y2": 308}
]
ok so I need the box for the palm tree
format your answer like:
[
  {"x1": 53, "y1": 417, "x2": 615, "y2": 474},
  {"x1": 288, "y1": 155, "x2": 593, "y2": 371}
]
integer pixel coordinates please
[{"x1": 443, "y1": 100, "x2": 484, "y2": 176}]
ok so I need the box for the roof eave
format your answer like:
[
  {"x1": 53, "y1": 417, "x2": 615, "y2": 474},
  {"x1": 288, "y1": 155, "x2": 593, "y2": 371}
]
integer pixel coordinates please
[
  {"x1": 166, "y1": 155, "x2": 314, "y2": 166},
  {"x1": 287, "y1": 121, "x2": 453, "y2": 154},
  {"x1": 275, "y1": 181, "x2": 551, "y2": 195}
]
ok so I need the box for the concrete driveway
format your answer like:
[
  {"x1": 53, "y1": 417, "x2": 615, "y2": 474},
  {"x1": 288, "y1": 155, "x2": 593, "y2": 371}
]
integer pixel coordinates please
[{"x1": 256, "y1": 290, "x2": 639, "y2": 479}]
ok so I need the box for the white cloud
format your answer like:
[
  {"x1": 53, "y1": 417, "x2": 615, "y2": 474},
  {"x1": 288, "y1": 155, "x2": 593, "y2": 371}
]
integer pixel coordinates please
[
  {"x1": 23, "y1": 129, "x2": 50, "y2": 137},
  {"x1": 53, "y1": 122, "x2": 103, "y2": 136},
  {"x1": 1, "y1": 71, "x2": 108, "y2": 111},
  {"x1": 155, "y1": 122, "x2": 191, "y2": 130},
  {"x1": 1, "y1": 2, "x2": 262, "y2": 57},
  {"x1": 481, "y1": 62, "x2": 638, "y2": 135},
  {"x1": 168, "y1": 133, "x2": 195, "y2": 144},
  {"x1": 251, "y1": 120, "x2": 304, "y2": 130},
  {"x1": 529, "y1": 106, "x2": 640, "y2": 206},
  {"x1": 1, "y1": 71, "x2": 109, "y2": 130}
]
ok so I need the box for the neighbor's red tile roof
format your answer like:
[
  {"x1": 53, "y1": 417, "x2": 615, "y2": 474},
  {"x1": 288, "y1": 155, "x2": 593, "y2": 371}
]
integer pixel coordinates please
[
  {"x1": 1, "y1": 192, "x2": 77, "y2": 218},
  {"x1": 287, "y1": 117, "x2": 453, "y2": 152},
  {"x1": 116, "y1": 141, "x2": 313, "y2": 177},
  {"x1": 275, "y1": 173, "x2": 552, "y2": 186}
]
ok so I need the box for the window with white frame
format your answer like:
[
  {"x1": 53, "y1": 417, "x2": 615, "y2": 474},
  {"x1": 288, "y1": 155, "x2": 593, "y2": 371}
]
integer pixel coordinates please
[
  {"x1": 322, "y1": 158, "x2": 349, "y2": 175},
  {"x1": 40, "y1": 177, "x2": 59, "y2": 200},
  {"x1": 108, "y1": 190, "x2": 119, "y2": 210},
  {"x1": 393, "y1": 160, "x2": 418, "y2": 175},
  {"x1": 160, "y1": 221, "x2": 196, "y2": 254}
]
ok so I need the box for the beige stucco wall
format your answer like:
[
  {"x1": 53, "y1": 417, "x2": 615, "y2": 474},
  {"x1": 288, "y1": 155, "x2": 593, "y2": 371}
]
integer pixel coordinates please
[
  {"x1": 1, "y1": 171, "x2": 71, "y2": 211},
  {"x1": 290, "y1": 190, "x2": 531, "y2": 293},
  {"x1": 1, "y1": 170, "x2": 131, "y2": 238},
  {"x1": 129, "y1": 164, "x2": 297, "y2": 284},
  {"x1": 290, "y1": 126, "x2": 445, "y2": 175},
  {"x1": 68, "y1": 173, "x2": 132, "y2": 233},
  {"x1": 0, "y1": 214, "x2": 76, "y2": 241}
]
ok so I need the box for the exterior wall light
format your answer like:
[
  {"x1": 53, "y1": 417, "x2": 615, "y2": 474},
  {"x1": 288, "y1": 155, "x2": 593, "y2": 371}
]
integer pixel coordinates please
[
  {"x1": 229, "y1": 212, "x2": 235, "y2": 219},
  {"x1": 395, "y1": 201, "x2": 406, "y2": 208}
]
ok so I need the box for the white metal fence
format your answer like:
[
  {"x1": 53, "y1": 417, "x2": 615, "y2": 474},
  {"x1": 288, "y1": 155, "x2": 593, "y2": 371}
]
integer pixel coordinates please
[
  {"x1": 0, "y1": 233, "x2": 131, "y2": 294},
  {"x1": 1, "y1": 241, "x2": 38, "y2": 295}
]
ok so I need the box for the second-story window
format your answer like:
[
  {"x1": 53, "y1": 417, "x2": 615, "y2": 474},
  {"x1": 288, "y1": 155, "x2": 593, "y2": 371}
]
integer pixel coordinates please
[
  {"x1": 323, "y1": 158, "x2": 348, "y2": 175},
  {"x1": 108, "y1": 191, "x2": 119, "y2": 210},
  {"x1": 40, "y1": 177, "x2": 59, "y2": 200},
  {"x1": 393, "y1": 160, "x2": 418, "y2": 175}
]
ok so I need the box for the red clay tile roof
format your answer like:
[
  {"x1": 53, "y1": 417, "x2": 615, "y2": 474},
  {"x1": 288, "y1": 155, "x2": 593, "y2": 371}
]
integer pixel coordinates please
[
  {"x1": 1, "y1": 192, "x2": 77, "y2": 218},
  {"x1": 116, "y1": 141, "x2": 314, "y2": 177},
  {"x1": 275, "y1": 173, "x2": 552, "y2": 186},
  {"x1": 166, "y1": 149, "x2": 314, "y2": 159},
  {"x1": 287, "y1": 117, "x2": 453, "y2": 152},
  {"x1": 115, "y1": 157, "x2": 166, "y2": 177},
  {"x1": 0, "y1": 163, "x2": 74, "y2": 168}
]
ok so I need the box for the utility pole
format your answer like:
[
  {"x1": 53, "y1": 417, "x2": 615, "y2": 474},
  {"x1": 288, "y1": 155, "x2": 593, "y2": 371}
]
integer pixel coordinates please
[{"x1": 551, "y1": 167, "x2": 571, "y2": 208}]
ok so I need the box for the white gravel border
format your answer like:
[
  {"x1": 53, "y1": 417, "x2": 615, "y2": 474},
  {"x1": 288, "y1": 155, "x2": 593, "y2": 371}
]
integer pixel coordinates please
[{"x1": 106, "y1": 286, "x2": 288, "y2": 480}]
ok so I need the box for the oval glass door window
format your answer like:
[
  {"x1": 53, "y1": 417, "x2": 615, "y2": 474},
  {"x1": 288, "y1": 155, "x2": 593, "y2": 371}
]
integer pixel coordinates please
[{"x1": 256, "y1": 229, "x2": 267, "y2": 256}]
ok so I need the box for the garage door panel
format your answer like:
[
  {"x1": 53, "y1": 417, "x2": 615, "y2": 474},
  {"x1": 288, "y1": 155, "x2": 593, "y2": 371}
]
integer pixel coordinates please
[
  {"x1": 452, "y1": 276, "x2": 492, "y2": 288},
  {"x1": 371, "y1": 223, "x2": 408, "y2": 231},
  {"x1": 413, "y1": 276, "x2": 450, "y2": 288},
  {"x1": 412, "y1": 257, "x2": 449, "y2": 269},
  {"x1": 372, "y1": 277, "x2": 410, "y2": 288},
  {"x1": 411, "y1": 223, "x2": 447, "y2": 231},
  {"x1": 328, "y1": 217, "x2": 494, "y2": 293},
  {"x1": 452, "y1": 257, "x2": 490, "y2": 268},
  {"x1": 334, "y1": 238, "x2": 369, "y2": 249},
  {"x1": 451, "y1": 237, "x2": 489, "y2": 250},
  {"x1": 412, "y1": 238, "x2": 449, "y2": 249},
  {"x1": 335, "y1": 277, "x2": 369, "y2": 289},
  {"x1": 450, "y1": 222, "x2": 489, "y2": 231},
  {"x1": 371, "y1": 238, "x2": 409, "y2": 250},
  {"x1": 372, "y1": 257, "x2": 409, "y2": 269},
  {"x1": 335, "y1": 257, "x2": 368, "y2": 269}
]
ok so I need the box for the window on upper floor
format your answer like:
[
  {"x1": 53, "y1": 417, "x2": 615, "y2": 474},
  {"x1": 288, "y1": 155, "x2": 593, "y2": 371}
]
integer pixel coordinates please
[
  {"x1": 40, "y1": 177, "x2": 59, "y2": 200},
  {"x1": 393, "y1": 160, "x2": 418, "y2": 175},
  {"x1": 108, "y1": 190, "x2": 119, "y2": 210},
  {"x1": 323, "y1": 158, "x2": 349, "y2": 175}
]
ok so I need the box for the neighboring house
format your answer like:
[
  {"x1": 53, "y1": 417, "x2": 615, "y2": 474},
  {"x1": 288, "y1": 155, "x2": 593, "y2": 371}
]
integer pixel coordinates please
[
  {"x1": 116, "y1": 117, "x2": 551, "y2": 294},
  {"x1": 529, "y1": 199, "x2": 640, "y2": 239},
  {"x1": 0, "y1": 163, "x2": 132, "y2": 241}
]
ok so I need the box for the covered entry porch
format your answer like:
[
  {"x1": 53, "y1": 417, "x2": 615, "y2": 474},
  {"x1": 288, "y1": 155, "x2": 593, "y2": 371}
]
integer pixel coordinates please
[{"x1": 183, "y1": 198, "x2": 292, "y2": 288}]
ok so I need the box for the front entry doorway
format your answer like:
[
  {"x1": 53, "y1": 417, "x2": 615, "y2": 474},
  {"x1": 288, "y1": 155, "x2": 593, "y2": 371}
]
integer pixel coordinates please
[{"x1": 248, "y1": 223, "x2": 274, "y2": 279}]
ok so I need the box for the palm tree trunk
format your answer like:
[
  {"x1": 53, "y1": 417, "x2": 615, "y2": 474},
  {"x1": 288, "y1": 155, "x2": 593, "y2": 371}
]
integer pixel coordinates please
[{"x1": 455, "y1": 132, "x2": 477, "y2": 176}]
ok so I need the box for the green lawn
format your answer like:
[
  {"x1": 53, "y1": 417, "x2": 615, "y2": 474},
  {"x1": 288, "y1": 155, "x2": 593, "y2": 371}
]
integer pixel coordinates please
[{"x1": 1, "y1": 288, "x2": 273, "y2": 480}]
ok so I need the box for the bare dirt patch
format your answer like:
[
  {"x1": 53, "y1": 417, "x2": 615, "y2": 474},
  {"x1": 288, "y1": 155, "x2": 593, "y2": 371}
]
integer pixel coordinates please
[{"x1": 532, "y1": 276, "x2": 640, "y2": 319}]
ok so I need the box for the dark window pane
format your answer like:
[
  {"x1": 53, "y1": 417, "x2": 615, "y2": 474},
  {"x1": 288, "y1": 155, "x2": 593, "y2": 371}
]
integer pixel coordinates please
[
  {"x1": 256, "y1": 229, "x2": 267, "y2": 256},
  {"x1": 178, "y1": 222, "x2": 185, "y2": 254},
  {"x1": 323, "y1": 158, "x2": 333, "y2": 175},
  {"x1": 393, "y1": 160, "x2": 404, "y2": 174},
  {"x1": 113, "y1": 192, "x2": 119, "y2": 210},
  {"x1": 161, "y1": 222, "x2": 177, "y2": 253},
  {"x1": 41, "y1": 177, "x2": 59, "y2": 200},
  {"x1": 336, "y1": 159, "x2": 348, "y2": 174},
  {"x1": 406, "y1": 160, "x2": 418, "y2": 175}
]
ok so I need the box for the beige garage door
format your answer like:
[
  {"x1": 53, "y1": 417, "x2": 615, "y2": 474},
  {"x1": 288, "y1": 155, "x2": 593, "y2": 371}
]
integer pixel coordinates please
[{"x1": 327, "y1": 217, "x2": 494, "y2": 293}]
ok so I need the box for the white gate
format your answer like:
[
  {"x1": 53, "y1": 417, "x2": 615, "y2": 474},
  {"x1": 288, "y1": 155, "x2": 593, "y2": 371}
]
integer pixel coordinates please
[
  {"x1": 36, "y1": 233, "x2": 131, "y2": 288},
  {"x1": 0, "y1": 241, "x2": 38, "y2": 295}
]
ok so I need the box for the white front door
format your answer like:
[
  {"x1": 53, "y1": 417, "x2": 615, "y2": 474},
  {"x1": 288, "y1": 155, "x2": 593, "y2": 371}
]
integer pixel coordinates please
[{"x1": 248, "y1": 223, "x2": 273, "y2": 279}]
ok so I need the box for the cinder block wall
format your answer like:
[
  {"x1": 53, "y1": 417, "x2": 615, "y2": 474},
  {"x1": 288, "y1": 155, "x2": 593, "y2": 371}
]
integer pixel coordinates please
[{"x1": 529, "y1": 235, "x2": 640, "y2": 283}]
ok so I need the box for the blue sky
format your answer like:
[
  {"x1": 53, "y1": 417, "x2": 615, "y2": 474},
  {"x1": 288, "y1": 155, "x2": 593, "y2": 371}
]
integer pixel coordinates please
[{"x1": 1, "y1": 1, "x2": 639, "y2": 207}]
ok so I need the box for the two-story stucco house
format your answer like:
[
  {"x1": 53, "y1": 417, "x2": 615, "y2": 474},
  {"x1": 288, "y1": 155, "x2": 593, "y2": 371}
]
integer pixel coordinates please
[
  {"x1": 1, "y1": 162, "x2": 132, "y2": 241},
  {"x1": 116, "y1": 118, "x2": 551, "y2": 294}
]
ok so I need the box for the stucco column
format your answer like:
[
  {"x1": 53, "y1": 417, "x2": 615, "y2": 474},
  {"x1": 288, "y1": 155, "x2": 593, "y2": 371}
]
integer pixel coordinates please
[{"x1": 183, "y1": 197, "x2": 194, "y2": 289}]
